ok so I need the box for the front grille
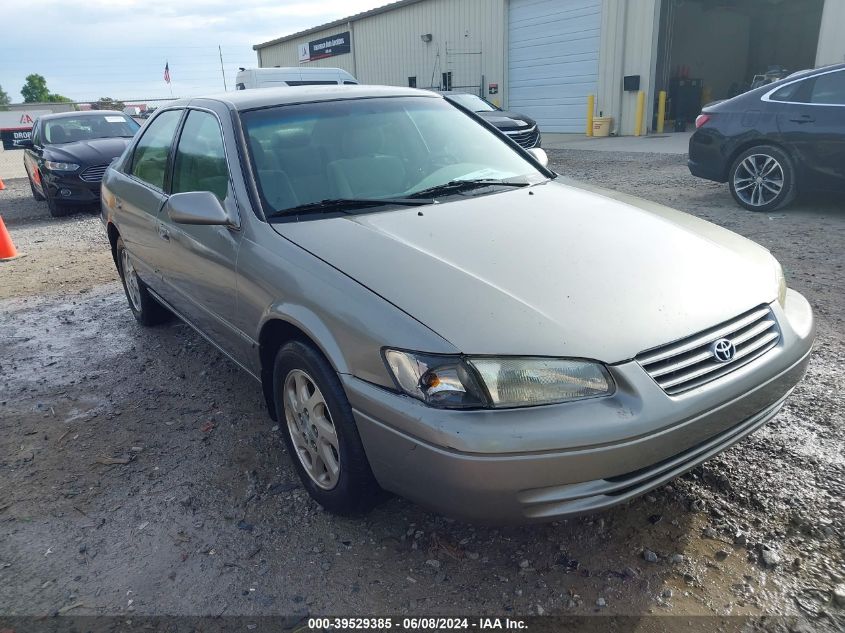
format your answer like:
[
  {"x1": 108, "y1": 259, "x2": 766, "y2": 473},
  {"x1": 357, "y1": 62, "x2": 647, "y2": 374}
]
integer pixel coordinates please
[
  {"x1": 79, "y1": 164, "x2": 109, "y2": 182},
  {"x1": 637, "y1": 305, "x2": 780, "y2": 395},
  {"x1": 503, "y1": 126, "x2": 540, "y2": 149}
]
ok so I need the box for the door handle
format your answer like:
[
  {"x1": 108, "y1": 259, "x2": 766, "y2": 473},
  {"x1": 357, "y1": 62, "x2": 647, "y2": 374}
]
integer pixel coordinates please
[{"x1": 789, "y1": 114, "x2": 815, "y2": 123}]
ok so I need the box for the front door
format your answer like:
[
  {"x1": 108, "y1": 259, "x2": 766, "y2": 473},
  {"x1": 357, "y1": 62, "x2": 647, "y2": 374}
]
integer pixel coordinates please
[
  {"x1": 156, "y1": 108, "x2": 247, "y2": 366},
  {"x1": 110, "y1": 108, "x2": 184, "y2": 288}
]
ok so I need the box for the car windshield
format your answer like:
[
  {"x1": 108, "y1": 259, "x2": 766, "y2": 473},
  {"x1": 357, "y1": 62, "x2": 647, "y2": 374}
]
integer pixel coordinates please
[
  {"x1": 242, "y1": 96, "x2": 546, "y2": 216},
  {"x1": 44, "y1": 114, "x2": 140, "y2": 144},
  {"x1": 446, "y1": 93, "x2": 499, "y2": 112}
]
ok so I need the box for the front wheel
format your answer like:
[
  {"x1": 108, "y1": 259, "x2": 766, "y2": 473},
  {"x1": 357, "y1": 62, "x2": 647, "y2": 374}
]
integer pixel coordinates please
[
  {"x1": 29, "y1": 175, "x2": 46, "y2": 201},
  {"x1": 728, "y1": 145, "x2": 796, "y2": 212},
  {"x1": 273, "y1": 340, "x2": 383, "y2": 515},
  {"x1": 46, "y1": 194, "x2": 69, "y2": 217},
  {"x1": 115, "y1": 237, "x2": 170, "y2": 326}
]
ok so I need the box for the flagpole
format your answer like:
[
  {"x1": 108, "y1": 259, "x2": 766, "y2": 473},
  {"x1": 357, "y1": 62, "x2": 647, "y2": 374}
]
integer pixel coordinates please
[{"x1": 219, "y1": 45, "x2": 228, "y2": 91}]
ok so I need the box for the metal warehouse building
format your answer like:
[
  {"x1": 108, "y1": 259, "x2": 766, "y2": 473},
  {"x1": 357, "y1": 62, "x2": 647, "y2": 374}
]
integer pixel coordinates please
[{"x1": 254, "y1": 0, "x2": 845, "y2": 136}]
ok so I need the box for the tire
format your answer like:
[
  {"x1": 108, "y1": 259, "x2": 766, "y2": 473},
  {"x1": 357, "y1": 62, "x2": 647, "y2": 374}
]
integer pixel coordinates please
[
  {"x1": 29, "y1": 176, "x2": 46, "y2": 201},
  {"x1": 115, "y1": 237, "x2": 170, "y2": 326},
  {"x1": 728, "y1": 145, "x2": 797, "y2": 212},
  {"x1": 273, "y1": 340, "x2": 383, "y2": 515},
  {"x1": 46, "y1": 194, "x2": 69, "y2": 217}
]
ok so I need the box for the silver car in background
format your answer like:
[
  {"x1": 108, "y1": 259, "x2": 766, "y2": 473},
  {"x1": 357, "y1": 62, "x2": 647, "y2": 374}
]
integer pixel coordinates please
[{"x1": 101, "y1": 86, "x2": 814, "y2": 522}]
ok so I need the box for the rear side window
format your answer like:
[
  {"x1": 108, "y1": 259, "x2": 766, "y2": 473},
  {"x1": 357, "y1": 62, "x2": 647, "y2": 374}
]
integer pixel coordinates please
[
  {"x1": 130, "y1": 110, "x2": 182, "y2": 190},
  {"x1": 769, "y1": 81, "x2": 806, "y2": 102},
  {"x1": 810, "y1": 71, "x2": 845, "y2": 105},
  {"x1": 172, "y1": 110, "x2": 229, "y2": 201}
]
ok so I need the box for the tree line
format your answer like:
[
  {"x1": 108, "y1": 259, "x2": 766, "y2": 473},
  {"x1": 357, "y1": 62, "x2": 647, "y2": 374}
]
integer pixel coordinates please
[{"x1": 0, "y1": 75, "x2": 125, "y2": 111}]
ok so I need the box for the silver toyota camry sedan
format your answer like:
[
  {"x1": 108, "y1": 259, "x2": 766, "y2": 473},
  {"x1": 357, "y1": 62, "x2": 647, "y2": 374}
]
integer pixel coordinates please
[{"x1": 101, "y1": 86, "x2": 815, "y2": 522}]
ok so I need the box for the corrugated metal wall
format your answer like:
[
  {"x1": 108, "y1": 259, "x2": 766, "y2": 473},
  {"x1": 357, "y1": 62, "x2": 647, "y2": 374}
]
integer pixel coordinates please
[
  {"x1": 816, "y1": 0, "x2": 845, "y2": 66},
  {"x1": 256, "y1": 0, "x2": 506, "y2": 102},
  {"x1": 597, "y1": 0, "x2": 660, "y2": 136}
]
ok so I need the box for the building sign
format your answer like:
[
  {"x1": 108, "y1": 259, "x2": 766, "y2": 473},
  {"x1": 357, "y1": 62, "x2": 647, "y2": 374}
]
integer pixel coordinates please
[
  {"x1": 488, "y1": 83, "x2": 499, "y2": 95},
  {"x1": 0, "y1": 109, "x2": 51, "y2": 150},
  {"x1": 299, "y1": 31, "x2": 351, "y2": 63}
]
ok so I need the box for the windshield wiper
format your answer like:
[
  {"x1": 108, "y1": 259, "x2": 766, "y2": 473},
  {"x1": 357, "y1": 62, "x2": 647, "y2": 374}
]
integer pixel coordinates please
[
  {"x1": 408, "y1": 179, "x2": 531, "y2": 199},
  {"x1": 267, "y1": 197, "x2": 433, "y2": 219}
]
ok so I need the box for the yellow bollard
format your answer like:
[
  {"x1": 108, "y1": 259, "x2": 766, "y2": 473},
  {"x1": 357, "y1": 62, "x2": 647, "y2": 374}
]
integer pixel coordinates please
[
  {"x1": 634, "y1": 90, "x2": 645, "y2": 137},
  {"x1": 586, "y1": 94, "x2": 595, "y2": 137},
  {"x1": 657, "y1": 90, "x2": 667, "y2": 134}
]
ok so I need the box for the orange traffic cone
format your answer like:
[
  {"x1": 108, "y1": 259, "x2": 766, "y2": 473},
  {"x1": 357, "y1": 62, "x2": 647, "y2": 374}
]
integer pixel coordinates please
[
  {"x1": 0, "y1": 178, "x2": 6, "y2": 191},
  {"x1": 0, "y1": 216, "x2": 20, "y2": 261}
]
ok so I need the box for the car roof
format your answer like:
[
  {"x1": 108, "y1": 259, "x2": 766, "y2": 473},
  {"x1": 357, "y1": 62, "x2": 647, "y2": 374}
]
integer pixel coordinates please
[
  {"x1": 39, "y1": 110, "x2": 125, "y2": 121},
  {"x1": 175, "y1": 85, "x2": 441, "y2": 112},
  {"x1": 708, "y1": 62, "x2": 845, "y2": 111},
  {"x1": 762, "y1": 62, "x2": 845, "y2": 89}
]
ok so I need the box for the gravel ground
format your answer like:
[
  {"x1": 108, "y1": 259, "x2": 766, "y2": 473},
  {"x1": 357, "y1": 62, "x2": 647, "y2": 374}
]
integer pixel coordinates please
[{"x1": 0, "y1": 151, "x2": 843, "y2": 629}]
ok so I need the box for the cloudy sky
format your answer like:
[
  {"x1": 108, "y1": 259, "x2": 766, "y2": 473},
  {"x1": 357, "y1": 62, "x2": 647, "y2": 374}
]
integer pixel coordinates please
[{"x1": 0, "y1": 0, "x2": 388, "y2": 104}]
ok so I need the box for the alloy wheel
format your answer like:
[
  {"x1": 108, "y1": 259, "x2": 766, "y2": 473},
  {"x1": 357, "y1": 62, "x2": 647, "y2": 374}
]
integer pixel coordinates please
[
  {"x1": 283, "y1": 369, "x2": 341, "y2": 490},
  {"x1": 732, "y1": 153, "x2": 784, "y2": 208},
  {"x1": 121, "y1": 249, "x2": 142, "y2": 311}
]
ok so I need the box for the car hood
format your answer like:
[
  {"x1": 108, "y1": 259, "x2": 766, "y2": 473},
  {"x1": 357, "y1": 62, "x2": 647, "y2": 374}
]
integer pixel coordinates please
[
  {"x1": 45, "y1": 137, "x2": 132, "y2": 165},
  {"x1": 475, "y1": 110, "x2": 536, "y2": 131},
  {"x1": 274, "y1": 180, "x2": 779, "y2": 362}
]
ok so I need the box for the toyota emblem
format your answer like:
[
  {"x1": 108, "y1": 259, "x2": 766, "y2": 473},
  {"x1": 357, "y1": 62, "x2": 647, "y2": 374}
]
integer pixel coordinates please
[{"x1": 711, "y1": 338, "x2": 736, "y2": 363}]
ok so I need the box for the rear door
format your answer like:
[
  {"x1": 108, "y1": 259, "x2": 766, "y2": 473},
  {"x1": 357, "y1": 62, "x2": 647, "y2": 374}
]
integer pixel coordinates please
[
  {"x1": 156, "y1": 107, "x2": 246, "y2": 364},
  {"x1": 108, "y1": 109, "x2": 183, "y2": 289},
  {"x1": 772, "y1": 68, "x2": 845, "y2": 191}
]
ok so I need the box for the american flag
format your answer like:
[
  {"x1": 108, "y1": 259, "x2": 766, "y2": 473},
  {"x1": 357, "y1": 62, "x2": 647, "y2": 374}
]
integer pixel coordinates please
[{"x1": 164, "y1": 62, "x2": 171, "y2": 84}]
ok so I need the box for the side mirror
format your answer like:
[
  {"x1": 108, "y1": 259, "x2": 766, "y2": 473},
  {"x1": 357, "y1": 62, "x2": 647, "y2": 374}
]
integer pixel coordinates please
[
  {"x1": 15, "y1": 139, "x2": 34, "y2": 149},
  {"x1": 526, "y1": 147, "x2": 549, "y2": 168},
  {"x1": 165, "y1": 191, "x2": 231, "y2": 226}
]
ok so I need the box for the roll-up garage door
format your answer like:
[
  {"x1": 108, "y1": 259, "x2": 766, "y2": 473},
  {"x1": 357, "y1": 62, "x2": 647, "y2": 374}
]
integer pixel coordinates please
[{"x1": 508, "y1": 0, "x2": 601, "y2": 133}]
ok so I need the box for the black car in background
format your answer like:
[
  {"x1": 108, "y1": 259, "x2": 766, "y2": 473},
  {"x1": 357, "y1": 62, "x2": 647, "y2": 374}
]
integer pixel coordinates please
[
  {"x1": 18, "y1": 111, "x2": 140, "y2": 216},
  {"x1": 689, "y1": 63, "x2": 845, "y2": 212},
  {"x1": 440, "y1": 92, "x2": 541, "y2": 149}
]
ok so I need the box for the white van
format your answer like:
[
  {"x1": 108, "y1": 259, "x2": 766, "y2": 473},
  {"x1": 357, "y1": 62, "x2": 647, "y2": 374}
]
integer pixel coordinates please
[{"x1": 235, "y1": 67, "x2": 358, "y2": 90}]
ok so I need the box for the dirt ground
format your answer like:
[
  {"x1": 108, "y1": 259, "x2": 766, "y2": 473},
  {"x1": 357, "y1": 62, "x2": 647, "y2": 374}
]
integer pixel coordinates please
[{"x1": 1, "y1": 150, "x2": 843, "y2": 630}]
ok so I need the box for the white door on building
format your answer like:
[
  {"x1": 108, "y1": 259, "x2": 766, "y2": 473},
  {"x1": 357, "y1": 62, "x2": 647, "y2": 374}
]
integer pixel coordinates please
[{"x1": 508, "y1": 0, "x2": 601, "y2": 133}]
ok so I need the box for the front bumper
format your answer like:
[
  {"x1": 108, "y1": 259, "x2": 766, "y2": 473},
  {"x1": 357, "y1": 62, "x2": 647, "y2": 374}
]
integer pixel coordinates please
[
  {"x1": 345, "y1": 290, "x2": 814, "y2": 522},
  {"x1": 42, "y1": 171, "x2": 101, "y2": 205}
]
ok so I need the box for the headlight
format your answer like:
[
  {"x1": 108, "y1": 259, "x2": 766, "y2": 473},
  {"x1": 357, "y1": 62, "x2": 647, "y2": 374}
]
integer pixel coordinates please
[
  {"x1": 773, "y1": 258, "x2": 787, "y2": 307},
  {"x1": 384, "y1": 350, "x2": 614, "y2": 409},
  {"x1": 44, "y1": 160, "x2": 79, "y2": 171}
]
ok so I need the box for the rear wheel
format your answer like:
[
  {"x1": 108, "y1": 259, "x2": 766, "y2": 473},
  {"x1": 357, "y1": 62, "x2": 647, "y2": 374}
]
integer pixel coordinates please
[
  {"x1": 115, "y1": 237, "x2": 170, "y2": 326},
  {"x1": 729, "y1": 145, "x2": 796, "y2": 212},
  {"x1": 273, "y1": 340, "x2": 383, "y2": 515}
]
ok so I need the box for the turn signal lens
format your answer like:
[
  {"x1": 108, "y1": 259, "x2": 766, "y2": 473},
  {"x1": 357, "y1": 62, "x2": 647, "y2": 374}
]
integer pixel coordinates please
[
  {"x1": 774, "y1": 259, "x2": 788, "y2": 308},
  {"x1": 383, "y1": 350, "x2": 487, "y2": 409}
]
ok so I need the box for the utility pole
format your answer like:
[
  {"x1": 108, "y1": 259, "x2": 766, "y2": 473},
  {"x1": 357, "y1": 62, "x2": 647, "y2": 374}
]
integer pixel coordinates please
[{"x1": 219, "y1": 45, "x2": 228, "y2": 91}]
